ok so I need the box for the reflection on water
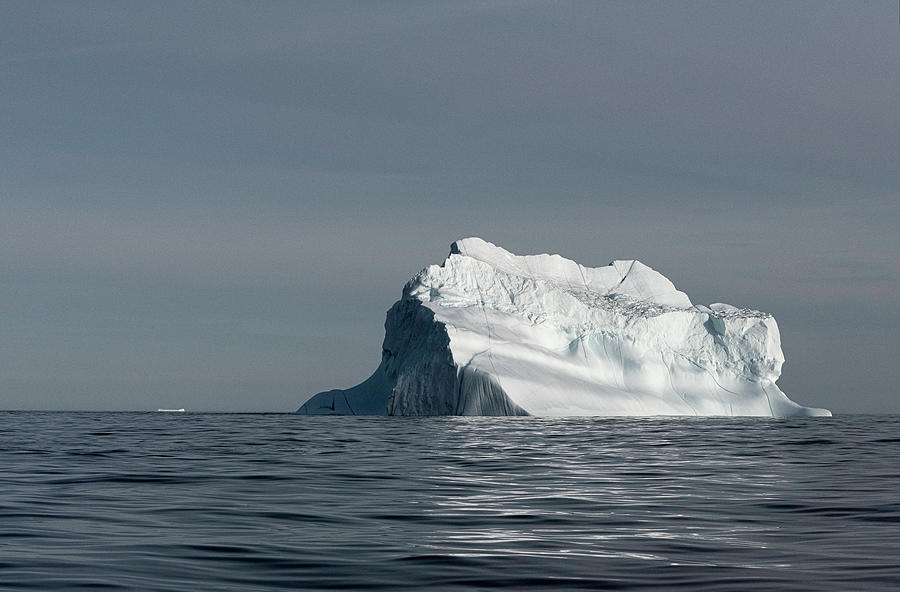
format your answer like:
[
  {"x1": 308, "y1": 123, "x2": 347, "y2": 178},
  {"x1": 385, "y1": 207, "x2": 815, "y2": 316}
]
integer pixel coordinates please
[{"x1": 1, "y1": 412, "x2": 898, "y2": 590}]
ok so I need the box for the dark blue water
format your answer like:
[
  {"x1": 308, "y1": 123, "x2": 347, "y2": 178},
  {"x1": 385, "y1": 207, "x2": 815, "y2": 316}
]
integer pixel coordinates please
[{"x1": 1, "y1": 412, "x2": 898, "y2": 591}]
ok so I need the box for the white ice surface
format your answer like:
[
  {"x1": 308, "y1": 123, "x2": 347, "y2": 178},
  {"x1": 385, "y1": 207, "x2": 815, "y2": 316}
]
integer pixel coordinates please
[{"x1": 299, "y1": 238, "x2": 830, "y2": 417}]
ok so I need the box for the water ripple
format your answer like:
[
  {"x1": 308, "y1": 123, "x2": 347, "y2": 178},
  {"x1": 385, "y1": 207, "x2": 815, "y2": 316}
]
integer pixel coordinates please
[{"x1": 1, "y1": 412, "x2": 898, "y2": 590}]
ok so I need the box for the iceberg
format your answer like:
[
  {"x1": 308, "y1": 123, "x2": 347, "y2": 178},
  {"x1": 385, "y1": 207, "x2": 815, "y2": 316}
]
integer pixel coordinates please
[{"x1": 299, "y1": 238, "x2": 830, "y2": 417}]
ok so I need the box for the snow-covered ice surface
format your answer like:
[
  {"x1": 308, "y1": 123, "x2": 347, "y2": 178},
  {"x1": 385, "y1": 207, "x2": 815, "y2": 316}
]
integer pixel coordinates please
[{"x1": 299, "y1": 238, "x2": 830, "y2": 417}]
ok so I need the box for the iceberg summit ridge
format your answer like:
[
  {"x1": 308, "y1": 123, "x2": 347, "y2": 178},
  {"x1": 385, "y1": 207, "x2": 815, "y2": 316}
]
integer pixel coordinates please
[{"x1": 299, "y1": 238, "x2": 830, "y2": 417}]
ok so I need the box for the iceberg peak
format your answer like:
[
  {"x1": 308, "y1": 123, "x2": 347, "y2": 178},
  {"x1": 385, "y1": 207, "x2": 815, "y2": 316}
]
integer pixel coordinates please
[
  {"x1": 299, "y1": 238, "x2": 830, "y2": 417},
  {"x1": 448, "y1": 237, "x2": 691, "y2": 309}
]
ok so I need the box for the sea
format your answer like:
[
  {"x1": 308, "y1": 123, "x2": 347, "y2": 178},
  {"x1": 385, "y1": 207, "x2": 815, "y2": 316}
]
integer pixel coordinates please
[{"x1": 1, "y1": 412, "x2": 898, "y2": 591}]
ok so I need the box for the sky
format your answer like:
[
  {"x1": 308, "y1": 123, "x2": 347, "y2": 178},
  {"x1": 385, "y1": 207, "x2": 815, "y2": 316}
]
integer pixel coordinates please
[{"x1": 2, "y1": 1, "x2": 898, "y2": 413}]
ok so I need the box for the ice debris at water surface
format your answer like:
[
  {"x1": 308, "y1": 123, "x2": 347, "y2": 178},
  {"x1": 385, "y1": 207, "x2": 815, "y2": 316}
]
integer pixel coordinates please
[{"x1": 299, "y1": 238, "x2": 830, "y2": 417}]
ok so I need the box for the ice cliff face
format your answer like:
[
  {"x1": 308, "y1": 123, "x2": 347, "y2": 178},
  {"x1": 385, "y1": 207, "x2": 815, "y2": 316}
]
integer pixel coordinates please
[{"x1": 298, "y1": 238, "x2": 830, "y2": 417}]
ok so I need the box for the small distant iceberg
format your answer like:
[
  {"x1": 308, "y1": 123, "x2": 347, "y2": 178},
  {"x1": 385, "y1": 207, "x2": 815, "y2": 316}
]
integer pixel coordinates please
[
  {"x1": 157, "y1": 408, "x2": 186, "y2": 413},
  {"x1": 298, "y1": 238, "x2": 831, "y2": 417}
]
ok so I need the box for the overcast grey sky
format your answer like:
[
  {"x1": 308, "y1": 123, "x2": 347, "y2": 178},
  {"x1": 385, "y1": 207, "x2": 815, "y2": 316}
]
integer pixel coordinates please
[{"x1": 2, "y1": 1, "x2": 898, "y2": 412}]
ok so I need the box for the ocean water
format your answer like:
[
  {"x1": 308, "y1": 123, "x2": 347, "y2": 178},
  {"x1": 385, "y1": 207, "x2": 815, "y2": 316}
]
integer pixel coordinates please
[{"x1": 1, "y1": 412, "x2": 898, "y2": 591}]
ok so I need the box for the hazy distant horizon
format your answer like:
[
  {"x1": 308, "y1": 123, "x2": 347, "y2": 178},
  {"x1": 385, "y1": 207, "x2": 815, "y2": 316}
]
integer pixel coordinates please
[{"x1": 2, "y1": 1, "x2": 898, "y2": 413}]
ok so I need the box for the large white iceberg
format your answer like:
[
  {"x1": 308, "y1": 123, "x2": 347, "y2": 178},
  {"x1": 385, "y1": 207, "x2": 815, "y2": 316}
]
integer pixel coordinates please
[{"x1": 299, "y1": 238, "x2": 830, "y2": 417}]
